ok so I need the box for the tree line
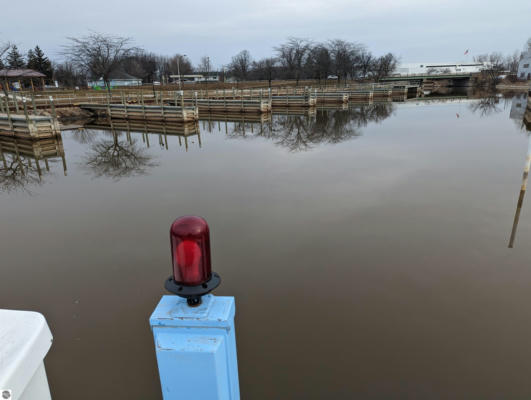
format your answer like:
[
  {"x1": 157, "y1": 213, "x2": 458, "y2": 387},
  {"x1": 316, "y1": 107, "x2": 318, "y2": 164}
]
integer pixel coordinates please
[
  {"x1": 228, "y1": 38, "x2": 398, "y2": 85},
  {"x1": 0, "y1": 34, "x2": 399, "y2": 88},
  {"x1": 0, "y1": 44, "x2": 53, "y2": 77},
  {"x1": 1, "y1": 33, "x2": 529, "y2": 89}
]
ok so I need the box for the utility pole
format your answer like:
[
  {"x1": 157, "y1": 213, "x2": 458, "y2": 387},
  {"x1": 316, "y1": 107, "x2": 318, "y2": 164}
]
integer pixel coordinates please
[
  {"x1": 205, "y1": 56, "x2": 210, "y2": 96},
  {"x1": 177, "y1": 54, "x2": 186, "y2": 91}
]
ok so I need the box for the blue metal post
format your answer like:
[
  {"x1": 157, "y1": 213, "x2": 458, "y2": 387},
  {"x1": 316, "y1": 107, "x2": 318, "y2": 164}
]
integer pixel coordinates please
[{"x1": 150, "y1": 294, "x2": 240, "y2": 400}]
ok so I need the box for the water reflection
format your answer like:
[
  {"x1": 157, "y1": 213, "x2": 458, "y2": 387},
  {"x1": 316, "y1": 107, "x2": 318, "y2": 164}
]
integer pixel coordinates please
[
  {"x1": 82, "y1": 130, "x2": 157, "y2": 180},
  {"x1": 84, "y1": 119, "x2": 202, "y2": 151},
  {"x1": 0, "y1": 135, "x2": 67, "y2": 193},
  {"x1": 222, "y1": 102, "x2": 395, "y2": 152},
  {"x1": 508, "y1": 136, "x2": 531, "y2": 248},
  {"x1": 4, "y1": 92, "x2": 531, "y2": 399},
  {"x1": 509, "y1": 93, "x2": 528, "y2": 121},
  {"x1": 469, "y1": 95, "x2": 503, "y2": 117}
]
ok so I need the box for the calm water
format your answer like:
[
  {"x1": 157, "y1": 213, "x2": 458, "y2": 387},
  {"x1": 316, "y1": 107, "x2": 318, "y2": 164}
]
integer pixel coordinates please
[{"x1": 2, "y1": 94, "x2": 531, "y2": 399}]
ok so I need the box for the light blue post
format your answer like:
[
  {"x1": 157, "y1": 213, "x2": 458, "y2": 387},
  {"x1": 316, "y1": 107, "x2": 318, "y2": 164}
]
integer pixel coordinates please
[{"x1": 150, "y1": 294, "x2": 240, "y2": 400}]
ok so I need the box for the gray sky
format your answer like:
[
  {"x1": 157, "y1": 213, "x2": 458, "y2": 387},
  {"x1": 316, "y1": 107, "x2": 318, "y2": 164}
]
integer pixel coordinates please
[{"x1": 2, "y1": 0, "x2": 530, "y2": 68}]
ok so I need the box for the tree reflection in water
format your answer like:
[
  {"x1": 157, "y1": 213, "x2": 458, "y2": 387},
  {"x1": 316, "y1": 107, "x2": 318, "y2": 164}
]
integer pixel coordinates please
[
  {"x1": 228, "y1": 103, "x2": 394, "y2": 152},
  {"x1": 71, "y1": 127, "x2": 97, "y2": 144},
  {"x1": 83, "y1": 130, "x2": 156, "y2": 179},
  {"x1": 469, "y1": 95, "x2": 502, "y2": 117},
  {"x1": 1, "y1": 136, "x2": 66, "y2": 194},
  {"x1": 0, "y1": 154, "x2": 42, "y2": 194}
]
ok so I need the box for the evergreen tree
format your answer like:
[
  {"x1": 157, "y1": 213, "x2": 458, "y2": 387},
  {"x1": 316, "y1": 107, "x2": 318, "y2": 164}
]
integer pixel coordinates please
[
  {"x1": 27, "y1": 48, "x2": 36, "y2": 69},
  {"x1": 33, "y1": 46, "x2": 53, "y2": 77},
  {"x1": 6, "y1": 45, "x2": 25, "y2": 68},
  {"x1": 0, "y1": 58, "x2": 4, "y2": 70}
]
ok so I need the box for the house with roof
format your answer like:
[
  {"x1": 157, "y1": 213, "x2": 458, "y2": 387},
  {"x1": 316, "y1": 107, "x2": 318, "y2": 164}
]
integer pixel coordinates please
[{"x1": 88, "y1": 70, "x2": 142, "y2": 88}]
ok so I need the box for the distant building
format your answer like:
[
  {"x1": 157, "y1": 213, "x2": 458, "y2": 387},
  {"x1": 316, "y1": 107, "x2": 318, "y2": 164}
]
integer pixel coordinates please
[
  {"x1": 517, "y1": 51, "x2": 531, "y2": 80},
  {"x1": 169, "y1": 74, "x2": 219, "y2": 83},
  {"x1": 394, "y1": 62, "x2": 488, "y2": 76},
  {"x1": 88, "y1": 71, "x2": 142, "y2": 88}
]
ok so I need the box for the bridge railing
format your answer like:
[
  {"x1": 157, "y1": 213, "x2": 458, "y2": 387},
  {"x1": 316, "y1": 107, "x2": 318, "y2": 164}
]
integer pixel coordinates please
[{"x1": 381, "y1": 72, "x2": 475, "y2": 80}]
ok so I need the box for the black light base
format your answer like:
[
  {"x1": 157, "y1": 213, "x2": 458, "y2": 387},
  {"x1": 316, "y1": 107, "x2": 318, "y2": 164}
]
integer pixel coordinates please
[{"x1": 165, "y1": 272, "x2": 221, "y2": 307}]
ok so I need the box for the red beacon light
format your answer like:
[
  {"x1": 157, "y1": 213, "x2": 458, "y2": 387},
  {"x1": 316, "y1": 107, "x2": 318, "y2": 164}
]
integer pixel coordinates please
[{"x1": 165, "y1": 216, "x2": 221, "y2": 306}]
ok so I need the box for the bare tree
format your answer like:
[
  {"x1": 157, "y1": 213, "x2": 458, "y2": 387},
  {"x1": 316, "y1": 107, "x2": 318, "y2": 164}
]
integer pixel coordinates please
[
  {"x1": 474, "y1": 52, "x2": 505, "y2": 86},
  {"x1": 305, "y1": 44, "x2": 332, "y2": 83},
  {"x1": 251, "y1": 57, "x2": 277, "y2": 87},
  {"x1": 166, "y1": 54, "x2": 193, "y2": 75},
  {"x1": 328, "y1": 39, "x2": 359, "y2": 84},
  {"x1": 356, "y1": 50, "x2": 373, "y2": 79},
  {"x1": 229, "y1": 50, "x2": 252, "y2": 81},
  {"x1": 196, "y1": 56, "x2": 212, "y2": 75},
  {"x1": 121, "y1": 51, "x2": 158, "y2": 83},
  {"x1": 505, "y1": 51, "x2": 521, "y2": 75},
  {"x1": 62, "y1": 32, "x2": 138, "y2": 92},
  {"x1": 53, "y1": 61, "x2": 87, "y2": 87},
  {"x1": 196, "y1": 56, "x2": 212, "y2": 93},
  {"x1": 369, "y1": 53, "x2": 398, "y2": 81},
  {"x1": 275, "y1": 37, "x2": 311, "y2": 84}
]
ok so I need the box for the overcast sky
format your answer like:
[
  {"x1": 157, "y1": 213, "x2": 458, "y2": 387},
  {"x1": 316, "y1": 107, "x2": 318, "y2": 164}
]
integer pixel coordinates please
[{"x1": 2, "y1": 0, "x2": 530, "y2": 68}]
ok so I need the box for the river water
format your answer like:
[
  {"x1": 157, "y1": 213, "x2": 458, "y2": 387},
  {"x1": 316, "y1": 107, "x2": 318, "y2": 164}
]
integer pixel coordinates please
[{"x1": 1, "y1": 93, "x2": 531, "y2": 399}]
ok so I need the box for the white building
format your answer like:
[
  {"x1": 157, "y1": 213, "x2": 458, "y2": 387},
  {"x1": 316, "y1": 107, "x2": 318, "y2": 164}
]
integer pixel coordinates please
[
  {"x1": 88, "y1": 71, "x2": 142, "y2": 88},
  {"x1": 517, "y1": 51, "x2": 531, "y2": 80},
  {"x1": 169, "y1": 74, "x2": 219, "y2": 83},
  {"x1": 394, "y1": 62, "x2": 488, "y2": 76}
]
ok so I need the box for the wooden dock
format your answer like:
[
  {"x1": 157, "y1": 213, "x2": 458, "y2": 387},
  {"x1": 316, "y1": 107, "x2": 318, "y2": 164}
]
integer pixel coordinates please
[
  {"x1": 201, "y1": 112, "x2": 272, "y2": 124},
  {"x1": 0, "y1": 135, "x2": 67, "y2": 177},
  {"x1": 315, "y1": 92, "x2": 349, "y2": 104},
  {"x1": 372, "y1": 88, "x2": 393, "y2": 98},
  {"x1": 83, "y1": 121, "x2": 201, "y2": 151},
  {"x1": 271, "y1": 95, "x2": 316, "y2": 107},
  {"x1": 178, "y1": 98, "x2": 272, "y2": 113},
  {"x1": 272, "y1": 107, "x2": 317, "y2": 117},
  {"x1": 2, "y1": 83, "x2": 421, "y2": 113},
  {"x1": 316, "y1": 103, "x2": 349, "y2": 111},
  {"x1": 79, "y1": 103, "x2": 199, "y2": 122},
  {"x1": 348, "y1": 90, "x2": 374, "y2": 101},
  {"x1": 85, "y1": 119, "x2": 200, "y2": 137},
  {"x1": 0, "y1": 113, "x2": 61, "y2": 138}
]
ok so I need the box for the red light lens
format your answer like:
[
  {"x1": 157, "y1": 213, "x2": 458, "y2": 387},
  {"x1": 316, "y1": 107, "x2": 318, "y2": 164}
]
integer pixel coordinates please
[{"x1": 170, "y1": 216, "x2": 212, "y2": 286}]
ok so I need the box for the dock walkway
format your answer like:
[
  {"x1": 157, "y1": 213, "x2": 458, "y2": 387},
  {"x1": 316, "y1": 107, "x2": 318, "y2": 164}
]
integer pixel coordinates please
[
  {"x1": 0, "y1": 113, "x2": 60, "y2": 138},
  {"x1": 79, "y1": 103, "x2": 199, "y2": 122}
]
